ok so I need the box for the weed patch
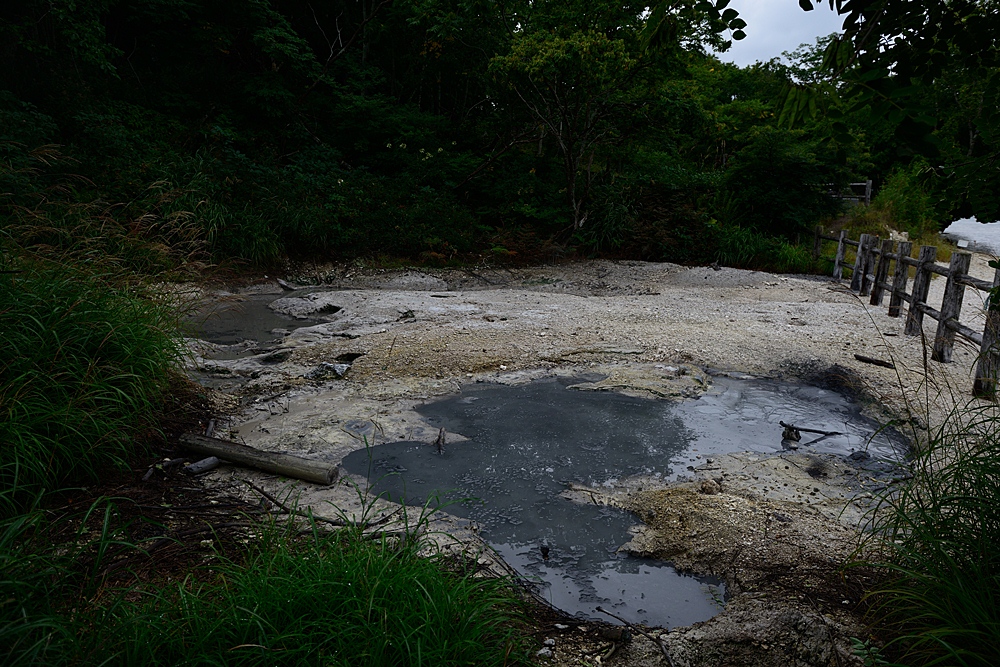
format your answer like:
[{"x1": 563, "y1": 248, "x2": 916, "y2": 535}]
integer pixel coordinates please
[
  {"x1": 0, "y1": 264, "x2": 180, "y2": 515},
  {"x1": 858, "y1": 404, "x2": 1000, "y2": 666}
]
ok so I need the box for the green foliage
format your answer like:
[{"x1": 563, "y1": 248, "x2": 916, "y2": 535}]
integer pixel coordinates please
[
  {"x1": 0, "y1": 0, "x2": 902, "y2": 265},
  {"x1": 86, "y1": 523, "x2": 532, "y2": 666},
  {"x1": 858, "y1": 404, "x2": 1000, "y2": 666},
  {"x1": 490, "y1": 28, "x2": 643, "y2": 228},
  {"x1": 0, "y1": 264, "x2": 179, "y2": 515},
  {"x1": 1, "y1": 506, "x2": 533, "y2": 667},
  {"x1": 0, "y1": 507, "x2": 74, "y2": 666},
  {"x1": 711, "y1": 222, "x2": 815, "y2": 273},
  {"x1": 869, "y1": 163, "x2": 940, "y2": 237},
  {"x1": 718, "y1": 126, "x2": 841, "y2": 239},
  {"x1": 784, "y1": 0, "x2": 1000, "y2": 223}
]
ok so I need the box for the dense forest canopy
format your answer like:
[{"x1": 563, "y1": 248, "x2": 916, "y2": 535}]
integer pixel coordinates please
[{"x1": 1, "y1": 0, "x2": 996, "y2": 270}]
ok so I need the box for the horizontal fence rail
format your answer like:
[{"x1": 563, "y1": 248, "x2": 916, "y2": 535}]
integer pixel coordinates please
[{"x1": 814, "y1": 227, "x2": 1000, "y2": 398}]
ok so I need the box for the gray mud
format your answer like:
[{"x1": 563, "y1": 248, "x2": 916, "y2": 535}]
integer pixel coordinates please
[
  {"x1": 185, "y1": 291, "x2": 321, "y2": 355},
  {"x1": 341, "y1": 375, "x2": 904, "y2": 627}
]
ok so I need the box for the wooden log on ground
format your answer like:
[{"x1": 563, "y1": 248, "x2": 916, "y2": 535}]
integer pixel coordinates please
[
  {"x1": 870, "y1": 239, "x2": 894, "y2": 306},
  {"x1": 905, "y1": 245, "x2": 938, "y2": 336},
  {"x1": 932, "y1": 252, "x2": 972, "y2": 363},
  {"x1": 179, "y1": 433, "x2": 337, "y2": 485},
  {"x1": 184, "y1": 456, "x2": 221, "y2": 475},
  {"x1": 888, "y1": 241, "x2": 913, "y2": 317},
  {"x1": 974, "y1": 265, "x2": 1000, "y2": 399}
]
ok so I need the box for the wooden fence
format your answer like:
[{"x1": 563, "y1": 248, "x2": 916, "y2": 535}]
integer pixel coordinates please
[{"x1": 814, "y1": 228, "x2": 1000, "y2": 398}]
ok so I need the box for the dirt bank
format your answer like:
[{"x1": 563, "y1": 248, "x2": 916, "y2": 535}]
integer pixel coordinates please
[{"x1": 182, "y1": 257, "x2": 993, "y2": 666}]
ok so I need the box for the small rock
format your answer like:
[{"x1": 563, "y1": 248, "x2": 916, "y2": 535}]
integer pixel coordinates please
[
  {"x1": 848, "y1": 450, "x2": 870, "y2": 462},
  {"x1": 536, "y1": 647, "x2": 553, "y2": 658},
  {"x1": 543, "y1": 638, "x2": 556, "y2": 646},
  {"x1": 554, "y1": 623, "x2": 569, "y2": 630},
  {"x1": 699, "y1": 478, "x2": 721, "y2": 495},
  {"x1": 305, "y1": 362, "x2": 351, "y2": 380}
]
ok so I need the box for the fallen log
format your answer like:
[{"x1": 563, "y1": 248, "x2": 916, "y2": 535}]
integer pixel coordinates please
[{"x1": 179, "y1": 433, "x2": 337, "y2": 485}]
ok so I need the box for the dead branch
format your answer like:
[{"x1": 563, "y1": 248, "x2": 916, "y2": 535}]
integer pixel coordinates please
[
  {"x1": 595, "y1": 606, "x2": 675, "y2": 666},
  {"x1": 853, "y1": 353, "x2": 895, "y2": 369},
  {"x1": 779, "y1": 421, "x2": 843, "y2": 437}
]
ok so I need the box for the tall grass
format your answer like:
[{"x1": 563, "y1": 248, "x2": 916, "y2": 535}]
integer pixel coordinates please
[
  {"x1": 713, "y1": 223, "x2": 817, "y2": 273},
  {"x1": 0, "y1": 506, "x2": 75, "y2": 666},
  {"x1": 858, "y1": 404, "x2": 1000, "y2": 666},
  {"x1": 1, "y1": 506, "x2": 533, "y2": 667},
  {"x1": 0, "y1": 263, "x2": 180, "y2": 515},
  {"x1": 0, "y1": 144, "x2": 213, "y2": 276},
  {"x1": 84, "y1": 522, "x2": 532, "y2": 666}
]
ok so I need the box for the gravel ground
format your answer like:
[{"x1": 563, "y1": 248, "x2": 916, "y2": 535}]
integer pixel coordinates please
[{"x1": 182, "y1": 254, "x2": 997, "y2": 667}]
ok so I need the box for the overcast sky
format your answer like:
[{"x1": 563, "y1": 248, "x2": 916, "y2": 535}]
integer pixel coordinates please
[{"x1": 713, "y1": 0, "x2": 846, "y2": 67}]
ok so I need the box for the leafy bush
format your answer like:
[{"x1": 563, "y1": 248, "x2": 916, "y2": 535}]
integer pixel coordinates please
[
  {"x1": 712, "y1": 223, "x2": 815, "y2": 273},
  {"x1": 0, "y1": 264, "x2": 179, "y2": 515},
  {"x1": 85, "y1": 523, "x2": 532, "y2": 666},
  {"x1": 719, "y1": 126, "x2": 842, "y2": 240},
  {"x1": 2, "y1": 508, "x2": 533, "y2": 667},
  {"x1": 859, "y1": 405, "x2": 1000, "y2": 666},
  {"x1": 870, "y1": 163, "x2": 939, "y2": 238}
]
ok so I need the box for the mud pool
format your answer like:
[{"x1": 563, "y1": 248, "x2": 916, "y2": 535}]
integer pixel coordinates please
[
  {"x1": 342, "y1": 376, "x2": 904, "y2": 627},
  {"x1": 185, "y1": 291, "x2": 320, "y2": 354}
]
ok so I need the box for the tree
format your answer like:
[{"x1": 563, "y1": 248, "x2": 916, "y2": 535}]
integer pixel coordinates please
[
  {"x1": 783, "y1": 0, "x2": 1000, "y2": 222},
  {"x1": 490, "y1": 30, "x2": 642, "y2": 230}
]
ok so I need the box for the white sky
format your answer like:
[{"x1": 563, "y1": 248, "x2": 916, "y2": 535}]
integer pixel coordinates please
[{"x1": 713, "y1": 0, "x2": 846, "y2": 67}]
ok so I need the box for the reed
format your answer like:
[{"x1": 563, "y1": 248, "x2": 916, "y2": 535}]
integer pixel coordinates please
[{"x1": 0, "y1": 262, "x2": 180, "y2": 515}]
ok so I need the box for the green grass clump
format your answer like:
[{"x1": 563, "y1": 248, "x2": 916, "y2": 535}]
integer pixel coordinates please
[
  {"x1": 0, "y1": 510, "x2": 533, "y2": 667},
  {"x1": 0, "y1": 264, "x2": 180, "y2": 514},
  {"x1": 712, "y1": 223, "x2": 817, "y2": 273},
  {"x1": 86, "y1": 523, "x2": 532, "y2": 666},
  {"x1": 0, "y1": 506, "x2": 76, "y2": 666},
  {"x1": 859, "y1": 406, "x2": 1000, "y2": 666}
]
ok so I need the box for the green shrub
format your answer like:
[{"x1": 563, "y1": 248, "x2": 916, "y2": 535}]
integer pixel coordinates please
[
  {"x1": 83, "y1": 523, "x2": 532, "y2": 666},
  {"x1": 719, "y1": 126, "x2": 842, "y2": 240},
  {"x1": 1, "y1": 506, "x2": 533, "y2": 667},
  {"x1": 859, "y1": 405, "x2": 1000, "y2": 666},
  {"x1": 712, "y1": 223, "x2": 816, "y2": 273},
  {"x1": 0, "y1": 264, "x2": 179, "y2": 514},
  {"x1": 870, "y1": 163, "x2": 939, "y2": 238}
]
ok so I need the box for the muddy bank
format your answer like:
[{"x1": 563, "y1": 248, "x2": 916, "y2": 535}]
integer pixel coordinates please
[{"x1": 178, "y1": 258, "x2": 986, "y2": 666}]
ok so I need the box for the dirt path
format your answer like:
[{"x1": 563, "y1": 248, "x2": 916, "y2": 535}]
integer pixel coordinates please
[{"x1": 182, "y1": 256, "x2": 995, "y2": 666}]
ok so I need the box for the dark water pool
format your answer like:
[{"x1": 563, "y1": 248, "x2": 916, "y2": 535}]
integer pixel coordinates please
[
  {"x1": 184, "y1": 292, "x2": 319, "y2": 356},
  {"x1": 342, "y1": 376, "x2": 904, "y2": 626}
]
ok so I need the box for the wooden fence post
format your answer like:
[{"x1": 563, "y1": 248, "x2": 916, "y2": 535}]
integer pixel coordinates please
[
  {"x1": 851, "y1": 233, "x2": 870, "y2": 292},
  {"x1": 833, "y1": 230, "x2": 847, "y2": 280},
  {"x1": 813, "y1": 226, "x2": 823, "y2": 259},
  {"x1": 860, "y1": 235, "x2": 879, "y2": 297},
  {"x1": 888, "y1": 241, "x2": 913, "y2": 317},
  {"x1": 974, "y1": 264, "x2": 1000, "y2": 398},
  {"x1": 932, "y1": 252, "x2": 972, "y2": 362},
  {"x1": 870, "y1": 238, "x2": 894, "y2": 306},
  {"x1": 905, "y1": 245, "x2": 939, "y2": 336}
]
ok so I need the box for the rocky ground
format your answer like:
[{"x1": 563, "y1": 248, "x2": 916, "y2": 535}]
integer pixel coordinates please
[{"x1": 179, "y1": 255, "x2": 997, "y2": 666}]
